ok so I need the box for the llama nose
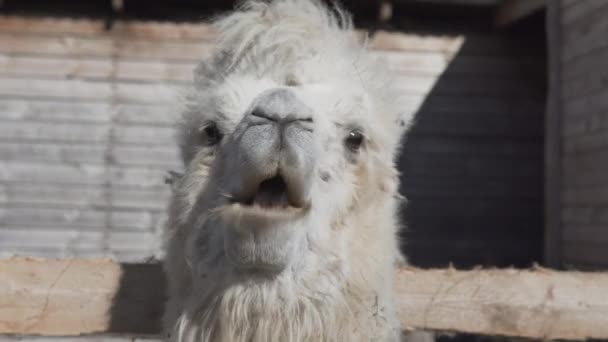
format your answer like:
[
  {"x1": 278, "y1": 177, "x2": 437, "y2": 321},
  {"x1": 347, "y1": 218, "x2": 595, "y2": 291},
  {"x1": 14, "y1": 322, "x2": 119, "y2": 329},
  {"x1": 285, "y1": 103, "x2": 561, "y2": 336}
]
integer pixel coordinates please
[{"x1": 248, "y1": 88, "x2": 314, "y2": 127}]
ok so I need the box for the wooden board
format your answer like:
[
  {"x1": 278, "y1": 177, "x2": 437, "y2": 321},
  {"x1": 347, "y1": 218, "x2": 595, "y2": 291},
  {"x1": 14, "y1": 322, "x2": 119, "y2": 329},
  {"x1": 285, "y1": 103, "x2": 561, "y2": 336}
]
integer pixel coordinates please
[{"x1": 1, "y1": 259, "x2": 608, "y2": 340}]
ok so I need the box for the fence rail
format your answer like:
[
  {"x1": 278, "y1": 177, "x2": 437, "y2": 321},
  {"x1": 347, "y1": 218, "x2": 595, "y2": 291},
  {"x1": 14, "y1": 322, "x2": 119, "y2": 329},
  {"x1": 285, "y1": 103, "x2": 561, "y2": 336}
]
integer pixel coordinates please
[{"x1": 1, "y1": 258, "x2": 607, "y2": 340}]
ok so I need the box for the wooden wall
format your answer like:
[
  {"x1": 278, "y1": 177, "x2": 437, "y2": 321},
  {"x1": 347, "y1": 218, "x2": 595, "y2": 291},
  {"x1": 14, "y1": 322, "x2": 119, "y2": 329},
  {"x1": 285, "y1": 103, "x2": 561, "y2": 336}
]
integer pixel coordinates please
[
  {"x1": 397, "y1": 14, "x2": 546, "y2": 268},
  {"x1": 557, "y1": 0, "x2": 608, "y2": 269},
  {"x1": 0, "y1": 12, "x2": 546, "y2": 267}
]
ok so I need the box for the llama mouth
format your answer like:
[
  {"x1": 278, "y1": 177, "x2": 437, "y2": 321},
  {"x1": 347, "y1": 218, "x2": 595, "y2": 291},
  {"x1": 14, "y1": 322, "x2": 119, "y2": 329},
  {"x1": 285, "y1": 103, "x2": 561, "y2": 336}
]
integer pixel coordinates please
[{"x1": 236, "y1": 174, "x2": 303, "y2": 210}]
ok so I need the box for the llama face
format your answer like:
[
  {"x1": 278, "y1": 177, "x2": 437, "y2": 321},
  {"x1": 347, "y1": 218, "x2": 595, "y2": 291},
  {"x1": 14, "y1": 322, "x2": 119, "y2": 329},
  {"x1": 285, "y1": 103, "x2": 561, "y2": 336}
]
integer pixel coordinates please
[
  {"x1": 179, "y1": 72, "x2": 382, "y2": 274},
  {"x1": 172, "y1": 0, "x2": 409, "y2": 280}
]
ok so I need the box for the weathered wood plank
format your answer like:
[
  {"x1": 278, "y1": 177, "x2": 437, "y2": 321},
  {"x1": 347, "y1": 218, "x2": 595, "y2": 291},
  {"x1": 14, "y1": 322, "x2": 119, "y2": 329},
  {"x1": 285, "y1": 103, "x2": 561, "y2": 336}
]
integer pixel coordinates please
[
  {"x1": 561, "y1": 58, "x2": 608, "y2": 100},
  {"x1": 562, "y1": 185, "x2": 608, "y2": 206},
  {"x1": 0, "y1": 34, "x2": 213, "y2": 61},
  {"x1": 0, "y1": 206, "x2": 166, "y2": 231},
  {"x1": 562, "y1": 110, "x2": 608, "y2": 138},
  {"x1": 561, "y1": 0, "x2": 608, "y2": 26},
  {"x1": 1, "y1": 259, "x2": 608, "y2": 340},
  {"x1": 562, "y1": 206, "x2": 608, "y2": 225},
  {"x1": 0, "y1": 161, "x2": 167, "y2": 187},
  {"x1": 0, "y1": 55, "x2": 195, "y2": 83},
  {"x1": 0, "y1": 182, "x2": 170, "y2": 211},
  {"x1": 0, "y1": 142, "x2": 180, "y2": 168},
  {"x1": 0, "y1": 336, "x2": 159, "y2": 342},
  {"x1": 562, "y1": 150, "x2": 608, "y2": 187},
  {"x1": 562, "y1": 45, "x2": 608, "y2": 81},
  {"x1": 564, "y1": 131, "x2": 608, "y2": 154},
  {"x1": 0, "y1": 100, "x2": 178, "y2": 124},
  {"x1": 402, "y1": 136, "x2": 543, "y2": 157},
  {"x1": 0, "y1": 77, "x2": 180, "y2": 104},
  {"x1": 562, "y1": 3, "x2": 608, "y2": 62},
  {"x1": 562, "y1": 241, "x2": 608, "y2": 269},
  {"x1": 0, "y1": 121, "x2": 177, "y2": 146},
  {"x1": 0, "y1": 234, "x2": 161, "y2": 261},
  {"x1": 401, "y1": 176, "x2": 541, "y2": 199},
  {"x1": 0, "y1": 16, "x2": 214, "y2": 41},
  {"x1": 400, "y1": 154, "x2": 541, "y2": 179}
]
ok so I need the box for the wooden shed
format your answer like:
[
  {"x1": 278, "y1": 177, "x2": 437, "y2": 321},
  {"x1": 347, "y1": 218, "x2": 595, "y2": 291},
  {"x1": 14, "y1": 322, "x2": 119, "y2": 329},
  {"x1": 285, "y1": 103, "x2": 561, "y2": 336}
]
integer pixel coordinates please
[{"x1": 0, "y1": 0, "x2": 597, "y2": 271}]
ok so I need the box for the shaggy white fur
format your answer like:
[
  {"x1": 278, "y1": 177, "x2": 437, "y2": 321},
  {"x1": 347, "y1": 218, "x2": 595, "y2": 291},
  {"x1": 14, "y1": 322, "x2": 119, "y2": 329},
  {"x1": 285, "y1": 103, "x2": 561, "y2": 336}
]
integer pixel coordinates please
[{"x1": 163, "y1": 1, "x2": 414, "y2": 341}]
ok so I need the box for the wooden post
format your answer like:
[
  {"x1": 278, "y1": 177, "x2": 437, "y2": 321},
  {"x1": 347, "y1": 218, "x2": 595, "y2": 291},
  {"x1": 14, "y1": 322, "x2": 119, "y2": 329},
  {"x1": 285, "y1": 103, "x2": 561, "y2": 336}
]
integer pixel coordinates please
[{"x1": 544, "y1": 0, "x2": 563, "y2": 268}]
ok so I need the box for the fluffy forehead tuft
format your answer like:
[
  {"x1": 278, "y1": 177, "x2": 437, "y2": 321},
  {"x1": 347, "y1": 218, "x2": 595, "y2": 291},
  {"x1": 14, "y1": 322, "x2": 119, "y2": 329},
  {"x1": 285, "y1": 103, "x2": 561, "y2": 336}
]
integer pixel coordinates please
[{"x1": 182, "y1": 0, "x2": 411, "y2": 158}]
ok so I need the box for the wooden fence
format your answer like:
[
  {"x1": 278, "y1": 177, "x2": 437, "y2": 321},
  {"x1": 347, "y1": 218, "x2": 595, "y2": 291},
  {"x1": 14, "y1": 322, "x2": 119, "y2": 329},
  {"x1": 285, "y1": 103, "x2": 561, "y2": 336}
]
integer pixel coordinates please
[{"x1": 1, "y1": 258, "x2": 607, "y2": 340}]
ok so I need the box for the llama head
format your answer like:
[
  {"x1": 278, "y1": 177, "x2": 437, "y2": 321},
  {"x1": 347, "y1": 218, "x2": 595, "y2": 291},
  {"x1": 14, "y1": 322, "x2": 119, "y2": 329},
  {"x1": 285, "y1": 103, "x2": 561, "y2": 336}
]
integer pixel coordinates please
[{"x1": 174, "y1": 0, "x2": 410, "y2": 279}]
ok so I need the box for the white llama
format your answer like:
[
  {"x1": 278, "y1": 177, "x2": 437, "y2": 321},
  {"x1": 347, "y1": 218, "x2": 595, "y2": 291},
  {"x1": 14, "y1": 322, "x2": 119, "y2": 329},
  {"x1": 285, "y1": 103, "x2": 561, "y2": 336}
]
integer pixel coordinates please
[{"x1": 163, "y1": 1, "x2": 415, "y2": 341}]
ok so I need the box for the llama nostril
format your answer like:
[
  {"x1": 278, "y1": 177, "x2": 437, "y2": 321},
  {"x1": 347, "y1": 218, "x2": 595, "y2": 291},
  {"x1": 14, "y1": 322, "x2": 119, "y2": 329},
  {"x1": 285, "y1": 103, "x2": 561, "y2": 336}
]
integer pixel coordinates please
[{"x1": 251, "y1": 110, "x2": 278, "y2": 122}]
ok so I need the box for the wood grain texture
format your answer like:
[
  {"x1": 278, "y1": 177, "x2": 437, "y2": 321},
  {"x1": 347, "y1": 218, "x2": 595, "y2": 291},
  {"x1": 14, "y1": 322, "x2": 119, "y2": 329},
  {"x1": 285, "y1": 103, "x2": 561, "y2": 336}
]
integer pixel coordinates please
[
  {"x1": 1, "y1": 258, "x2": 607, "y2": 340},
  {"x1": 560, "y1": 0, "x2": 608, "y2": 267}
]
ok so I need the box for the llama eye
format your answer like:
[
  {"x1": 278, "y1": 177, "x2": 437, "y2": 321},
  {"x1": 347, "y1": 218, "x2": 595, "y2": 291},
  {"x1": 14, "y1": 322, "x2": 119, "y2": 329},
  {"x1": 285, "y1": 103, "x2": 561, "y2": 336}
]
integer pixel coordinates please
[
  {"x1": 345, "y1": 129, "x2": 364, "y2": 152},
  {"x1": 199, "y1": 123, "x2": 223, "y2": 146}
]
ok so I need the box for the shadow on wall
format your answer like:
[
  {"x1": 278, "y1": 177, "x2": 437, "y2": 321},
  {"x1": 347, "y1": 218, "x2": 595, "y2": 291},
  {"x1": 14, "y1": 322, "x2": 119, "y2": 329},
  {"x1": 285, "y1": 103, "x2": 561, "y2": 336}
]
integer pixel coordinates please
[{"x1": 395, "y1": 12, "x2": 547, "y2": 269}]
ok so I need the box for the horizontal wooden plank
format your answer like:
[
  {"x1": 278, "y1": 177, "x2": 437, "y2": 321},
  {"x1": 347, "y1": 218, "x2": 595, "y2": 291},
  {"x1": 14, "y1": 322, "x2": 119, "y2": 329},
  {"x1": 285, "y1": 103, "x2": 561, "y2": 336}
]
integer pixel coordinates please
[
  {"x1": 561, "y1": 58, "x2": 608, "y2": 101},
  {"x1": 562, "y1": 4, "x2": 608, "y2": 62},
  {"x1": 2, "y1": 259, "x2": 608, "y2": 340},
  {"x1": 404, "y1": 216, "x2": 542, "y2": 242},
  {"x1": 404, "y1": 238, "x2": 541, "y2": 265},
  {"x1": 562, "y1": 45, "x2": 608, "y2": 81},
  {"x1": 0, "y1": 161, "x2": 167, "y2": 187},
  {"x1": 406, "y1": 198, "x2": 541, "y2": 219},
  {"x1": 564, "y1": 89, "x2": 608, "y2": 116},
  {"x1": 563, "y1": 224, "x2": 608, "y2": 244},
  {"x1": 401, "y1": 136, "x2": 543, "y2": 157},
  {"x1": 0, "y1": 99, "x2": 179, "y2": 124},
  {"x1": 410, "y1": 112, "x2": 543, "y2": 138},
  {"x1": 562, "y1": 206, "x2": 608, "y2": 225},
  {"x1": 0, "y1": 77, "x2": 180, "y2": 104},
  {"x1": 0, "y1": 336, "x2": 159, "y2": 342},
  {"x1": 561, "y1": 110, "x2": 608, "y2": 138},
  {"x1": 0, "y1": 231, "x2": 157, "y2": 254},
  {"x1": 0, "y1": 16, "x2": 214, "y2": 41},
  {"x1": 563, "y1": 241, "x2": 608, "y2": 269},
  {"x1": 0, "y1": 121, "x2": 178, "y2": 146},
  {"x1": 562, "y1": 151, "x2": 608, "y2": 187},
  {"x1": 0, "y1": 206, "x2": 166, "y2": 231},
  {"x1": 401, "y1": 176, "x2": 541, "y2": 199},
  {"x1": 0, "y1": 142, "x2": 180, "y2": 168},
  {"x1": 564, "y1": 131, "x2": 608, "y2": 154},
  {"x1": 562, "y1": 0, "x2": 608, "y2": 27},
  {"x1": 0, "y1": 182, "x2": 170, "y2": 211},
  {"x1": 562, "y1": 185, "x2": 608, "y2": 206},
  {"x1": 0, "y1": 55, "x2": 195, "y2": 83},
  {"x1": 400, "y1": 154, "x2": 542, "y2": 179},
  {"x1": 0, "y1": 34, "x2": 213, "y2": 62}
]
